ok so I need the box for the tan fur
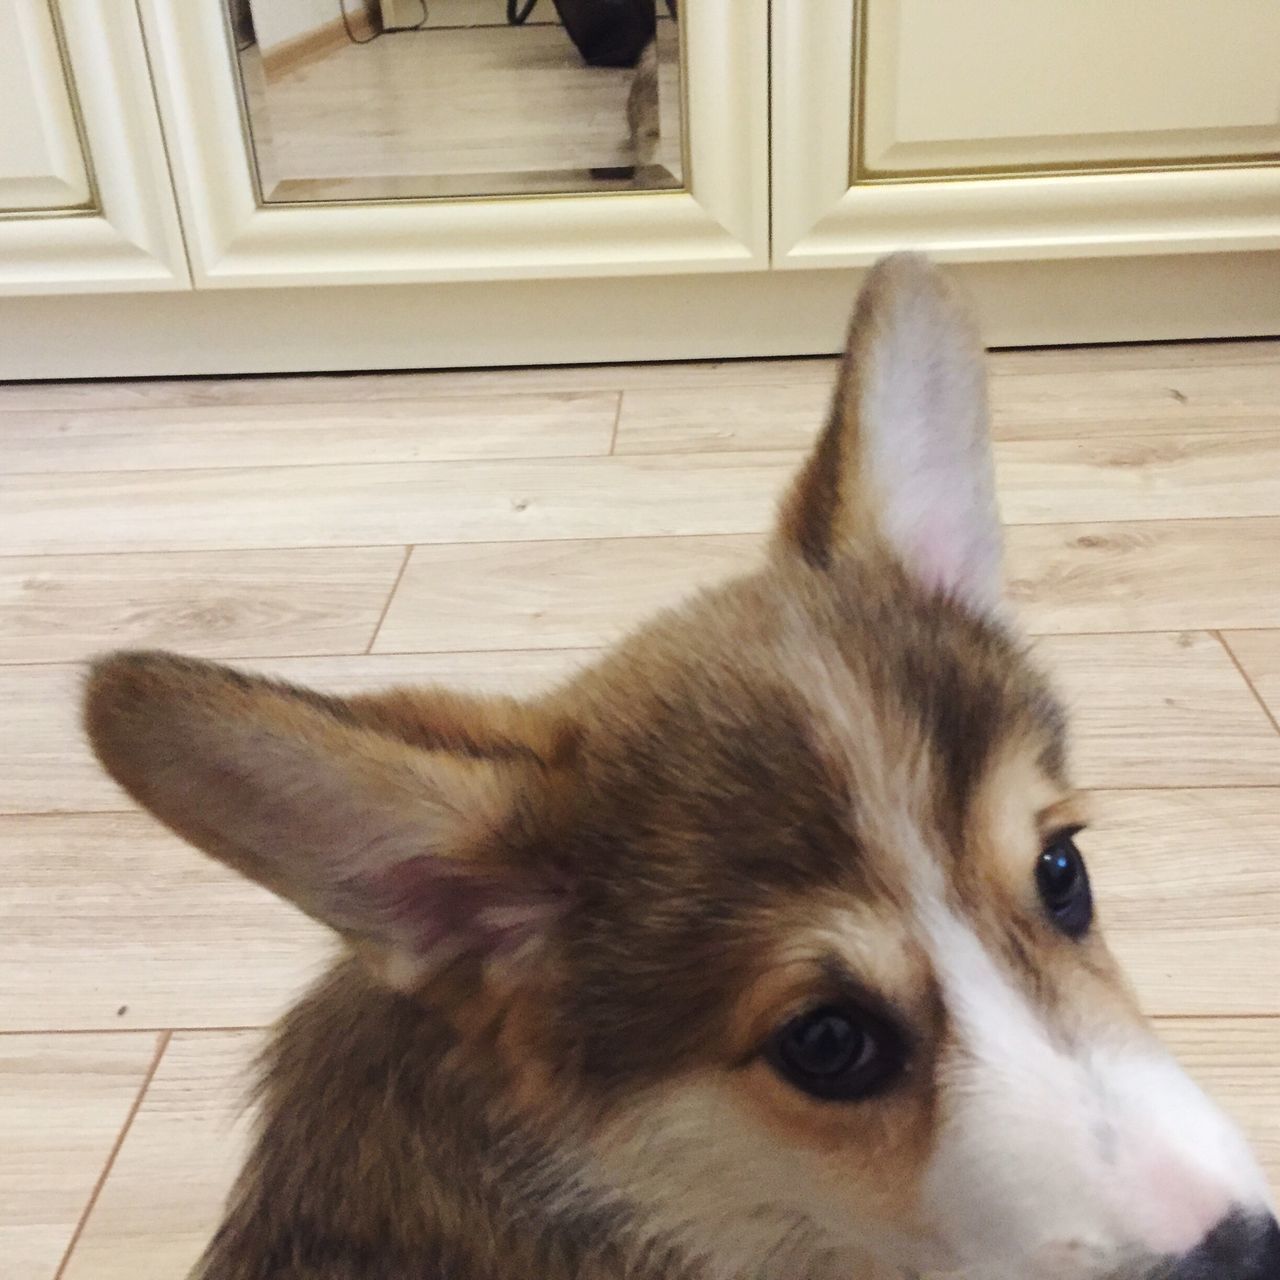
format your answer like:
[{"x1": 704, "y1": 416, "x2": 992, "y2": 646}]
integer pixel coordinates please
[{"x1": 83, "y1": 256, "x2": 1272, "y2": 1280}]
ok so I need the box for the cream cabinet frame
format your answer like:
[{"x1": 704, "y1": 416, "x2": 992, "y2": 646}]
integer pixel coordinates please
[
  {"x1": 2, "y1": 0, "x2": 1278, "y2": 376},
  {"x1": 0, "y1": 0, "x2": 93, "y2": 213},
  {"x1": 136, "y1": 0, "x2": 768, "y2": 289},
  {"x1": 0, "y1": 0, "x2": 189, "y2": 295},
  {"x1": 771, "y1": 0, "x2": 1280, "y2": 270}
]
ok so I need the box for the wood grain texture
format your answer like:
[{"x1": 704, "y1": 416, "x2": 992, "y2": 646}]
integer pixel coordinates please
[
  {"x1": 3, "y1": 392, "x2": 618, "y2": 475},
  {"x1": 983, "y1": 338, "x2": 1280, "y2": 377},
  {"x1": 2, "y1": 338, "x2": 1274, "y2": 414},
  {"x1": 612, "y1": 423, "x2": 1280, "y2": 523},
  {"x1": 9, "y1": 441, "x2": 1280, "y2": 562},
  {"x1": 1158, "y1": 1019, "x2": 1280, "y2": 1188},
  {"x1": 0, "y1": 453, "x2": 799, "y2": 557},
  {"x1": 0, "y1": 813, "x2": 331, "y2": 1032},
  {"x1": 997, "y1": 432, "x2": 1280, "y2": 524},
  {"x1": 0, "y1": 1032, "x2": 159, "y2": 1280},
  {"x1": 0, "y1": 664, "x2": 114, "y2": 815},
  {"x1": 15, "y1": 460, "x2": 1280, "y2": 560},
  {"x1": 614, "y1": 382, "x2": 830, "y2": 456},
  {"x1": 614, "y1": 362, "x2": 1280, "y2": 455},
  {"x1": 1008, "y1": 518, "x2": 1280, "y2": 634},
  {"x1": 376, "y1": 535, "x2": 764, "y2": 653},
  {"x1": 1089, "y1": 790, "x2": 1280, "y2": 1015},
  {"x1": 0, "y1": 547, "x2": 406, "y2": 665},
  {"x1": 60, "y1": 1031, "x2": 255, "y2": 1280},
  {"x1": 0, "y1": 358, "x2": 836, "y2": 413},
  {"x1": 1220, "y1": 630, "x2": 1280, "y2": 724},
  {"x1": 989, "y1": 363, "x2": 1280, "y2": 439},
  {"x1": 1042, "y1": 632, "x2": 1280, "y2": 789}
]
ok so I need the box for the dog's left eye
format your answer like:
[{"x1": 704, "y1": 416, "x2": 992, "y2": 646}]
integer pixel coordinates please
[
  {"x1": 764, "y1": 1005, "x2": 904, "y2": 1102},
  {"x1": 1036, "y1": 831, "x2": 1092, "y2": 938}
]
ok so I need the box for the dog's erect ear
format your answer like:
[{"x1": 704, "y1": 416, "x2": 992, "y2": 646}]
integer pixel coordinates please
[
  {"x1": 776, "y1": 253, "x2": 1001, "y2": 611},
  {"x1": 84, "y1": 651, "x2": 572, "y2": 991}
]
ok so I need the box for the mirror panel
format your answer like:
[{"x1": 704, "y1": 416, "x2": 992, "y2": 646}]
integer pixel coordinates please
[{"x1": 228, "y1": 0, "x2": 683, "y2": 203}]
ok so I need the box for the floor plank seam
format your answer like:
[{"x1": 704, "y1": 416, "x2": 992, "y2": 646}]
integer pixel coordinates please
[
  {"x1": 364, "y1": 545, "x2": 414, "y2": 655},
  {"x1": 4, "y1": 516, "x2": 1280, "y2": 565},
  {"x1": 1216, "y1": 630, "x2": 1280, "y2": 739},
  {"x1": 0, "y1": 447, "x2": 623, "y2": 481},
  {"x1": 2, "y1": 630, "x2": 1277, "y2": 674},
  {"x1": 7, "y1": 513, "x2": 1280, "y2": 564},
  {"x1": 0, "y1": 531, "x2": 759, "y2": 562},
  {"x1": 51, "y1": 1029, "x2": 173, "y2": 1280},
  {"x1": 608, "y1": 391, "x2": 624, "y2": 456},
  {"x1": 0, "y1": 1026, "x2": 263, "y2": 1038}
]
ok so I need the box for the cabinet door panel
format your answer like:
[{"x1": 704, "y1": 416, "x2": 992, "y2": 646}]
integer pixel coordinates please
[
  {"x1": 0, "y1": 0, "x2": 92, "y2": 211},
  {"x1": 772, "y1": 0, "x2": 1280, "y2": 343},
  {"x1": 862, "y1": 0, "x2": 1280, "y2": 176},
  {"x1": 0, "y1": 0, "x2": 189, "y2": 294},
  {"x1": 137, "y1": 0, "x2": 768, "y2": 288}
]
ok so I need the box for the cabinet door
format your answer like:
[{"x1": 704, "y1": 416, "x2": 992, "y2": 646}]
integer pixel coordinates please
[
  {"x1": 0, "y1": 0, "x2": 91, "y2": 212},
  {"x1": 773, "y1": 1, "x2": 1280, "y2": 285},
  {"x1": 137, "y1": 0, "x2": 768, "y2": 288},
  {"x1": 0, "y1": 0, "x2": 189, "y2": 294}
]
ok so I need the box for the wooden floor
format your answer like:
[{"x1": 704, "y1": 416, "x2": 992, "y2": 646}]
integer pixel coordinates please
[{"x1": 2, "y1": 341, "x2": 1280, "y2": 1278}]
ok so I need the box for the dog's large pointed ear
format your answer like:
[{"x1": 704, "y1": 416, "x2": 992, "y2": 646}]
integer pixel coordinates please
[
  {"x1": 775, "y1": 253, "x2": 1001, "y2": 612},
  {"x1": 84, "y1": 651, "x2": 573, "y2": 992}
]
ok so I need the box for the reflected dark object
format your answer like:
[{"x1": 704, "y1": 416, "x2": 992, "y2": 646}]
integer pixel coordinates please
[{"x1": 553, "y1": 0, "x2": 657, "y2": 67}]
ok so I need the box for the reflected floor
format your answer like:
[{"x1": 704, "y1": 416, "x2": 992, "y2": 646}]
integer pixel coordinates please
[{"x1": 240, "y1": 18, "x2": 682, "y2": 202}]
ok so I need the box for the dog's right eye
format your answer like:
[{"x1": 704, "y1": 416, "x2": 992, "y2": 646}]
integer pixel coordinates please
[
  {"x1": 764, "y1": 1005, "x2": 905, "y2": 1102},
  {"x1": 1036, "y1": 830, "x2": 1093, "y2": 939}
]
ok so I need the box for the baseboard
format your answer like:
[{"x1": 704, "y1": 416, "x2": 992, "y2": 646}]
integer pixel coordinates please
[
  {"x1": 261, "y1": 4, "x2": 378, "y2": 78},
  {"x1": 2, "y1": 256, "x2": 1278, "y2": 380}
]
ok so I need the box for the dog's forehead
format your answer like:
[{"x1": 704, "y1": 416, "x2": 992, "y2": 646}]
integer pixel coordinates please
[{"x1": 569, "y1": 562, "x2": 1069, "y2": 894}]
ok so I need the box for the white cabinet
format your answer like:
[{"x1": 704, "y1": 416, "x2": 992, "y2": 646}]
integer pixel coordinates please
[
  {"x1": 0, "y1": 0, "x2": 1277, "y2": 373},
  {"x1": 857, "y1": 0, "x2": 1280, "y2": 176},
  {"x1": 772, "y1": 0, "x2": 1280, "y2": 269},
  {"x1": 136, "y1": 0, "x2": 768, "y2": 288},
  {"x1": 0, "y1": 0, "x2": 92, "y2": 212},
  {"x1": 0, "y1": 0, "x2": 188, "y2": 294}
]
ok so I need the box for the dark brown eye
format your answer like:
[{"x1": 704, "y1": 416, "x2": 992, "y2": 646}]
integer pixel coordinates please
[
  {"x1": 765, "y1": 1005, "x2": 905, "y2": 1102},
  {"x1": 1036, "y1": 831, "x2": 1092, "y2": 938}
]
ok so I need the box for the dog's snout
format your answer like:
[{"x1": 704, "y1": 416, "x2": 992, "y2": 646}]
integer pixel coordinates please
[{"x1": 1165, "y1": 1212, "x2": 1280, "y2": 1280}]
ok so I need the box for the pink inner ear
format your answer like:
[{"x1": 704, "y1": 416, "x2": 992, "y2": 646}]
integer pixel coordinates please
[
  {"x1": 907, "y1": 508, "x2": 973, "y2": 600},
  {"x1": 362, "y1": 855, "x2": 559, "y2": 959}
]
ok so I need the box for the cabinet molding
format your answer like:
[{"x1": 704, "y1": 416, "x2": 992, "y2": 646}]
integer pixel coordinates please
[
  {"x1": 0, "y1": 0, "x2": 189, "y2": 295},
  {"x1": 0, "y1": 0, "x2": 93, "y2": 212},
  {"x1": 4, "y1": 254, "x2": 1279, "y2": 380},
  {"x1": 858, "y1": 0, "x2": 1280, "y2": 179},
  {"x1": 137, "y1": 0, "x2": 769, "y2": 289},
  {"x1": 772, "y1": 0, "x2": 1280, "y2": 270}
]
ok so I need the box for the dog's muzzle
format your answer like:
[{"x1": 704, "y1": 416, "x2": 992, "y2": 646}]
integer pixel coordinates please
[{"x1": 1161, "y1": 1211, "x2": 1280, "y2": 1280}]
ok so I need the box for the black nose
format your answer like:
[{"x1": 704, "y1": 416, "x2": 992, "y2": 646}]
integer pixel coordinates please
[{"x1": 1169, "y1": 1213, "x2": 1280, "y2": 1279}]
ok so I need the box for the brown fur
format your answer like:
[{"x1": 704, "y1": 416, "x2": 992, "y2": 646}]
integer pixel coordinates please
[{"x1": 84, "y1": 257, "x2": 1203, "y2": 1280}]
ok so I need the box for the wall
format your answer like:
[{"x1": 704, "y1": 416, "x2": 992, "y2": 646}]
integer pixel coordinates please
[{"x1": 250, "y1": 0, "x2": 349, "y2": 54}]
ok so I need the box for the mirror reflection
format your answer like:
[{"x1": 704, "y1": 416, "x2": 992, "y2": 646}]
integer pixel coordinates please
[{"x1": 228, "y1": 0, "x2": 683, "y2": 203}]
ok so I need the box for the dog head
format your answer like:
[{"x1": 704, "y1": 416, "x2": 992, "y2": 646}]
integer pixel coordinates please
[{"x1": 86, "y1": 255, "x2": 1276, "y2": 1280}]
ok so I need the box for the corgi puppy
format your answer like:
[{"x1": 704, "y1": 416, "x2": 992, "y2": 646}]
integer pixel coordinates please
[{"x1": 85, "y1": 255, "x2": 1278, "y2": 1280}]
